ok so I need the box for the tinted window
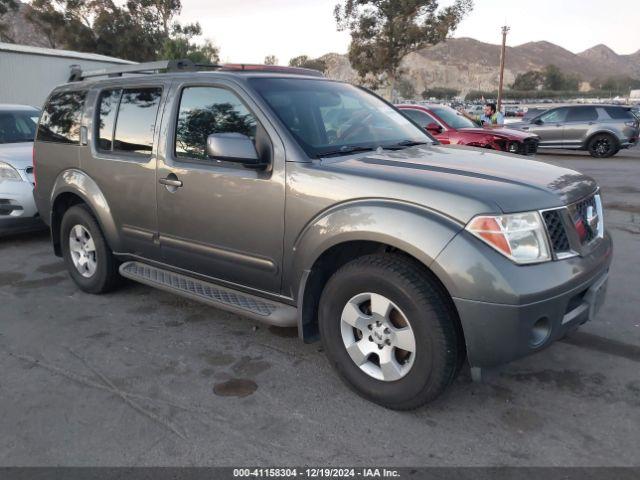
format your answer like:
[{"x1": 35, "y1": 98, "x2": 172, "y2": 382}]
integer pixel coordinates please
[
  {"x1": 604, "y1": 107, "x2": 634, "y2": 120},
  {"x1": 97, "y1": 89, "x2": 122, "y2": 151},
  {"x1": 38, "y1": 91, "x2": 86, "y2": 144},
  {"x1": 566, "y1": 107, "x2": 598, "y2": 122},
  {"x1": 0, "y1": 110, "x2": 39, "y2": 144},
  {"x1": 402, "y1": 108, "x2": 437, "y2": 127},
  {"x1": 175, "y1": 87, "x2": 257, "y2": 160},
  {"x1": 113, "y1": 88, "x2": 162, "y2": 156},
  {"x1": 537, "y1": 108, "x2": 568, "y2": 124},
  {"x1": 249, "y1": 78, "x2": 430, "y2": 158},
  {"x1": 430, "y1": 107, "x2": 476, "y2": 129}
]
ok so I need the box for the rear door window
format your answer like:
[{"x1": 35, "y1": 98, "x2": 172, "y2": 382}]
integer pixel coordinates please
[
  {"x1": 38, "y1": 91, "x2": 86, "y2": 144},
  {"x1": 97, "y1": 89, "x2": 122, "y2": 151},
  {"x1": 112, "y1": 88, "x2": 162, "y2": 156},
  {"x1": 566, "y1": 107, "x2": 598, "y2": 122}
]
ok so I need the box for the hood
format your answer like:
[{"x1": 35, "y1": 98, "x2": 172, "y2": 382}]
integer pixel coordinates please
[
  {"x1": 319, "y1": 144, "x2": 597, "y2": 219},
  {"x1": 458, "y1": 127, "x2": 537, "y2": 141},
  {"x1": 0, "y1": 142, "x2": 33, "y2": 170}
]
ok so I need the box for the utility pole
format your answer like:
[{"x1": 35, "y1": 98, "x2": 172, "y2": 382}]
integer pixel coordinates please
[{"x1": 497, "y1": 25, "x2": 510, "y2": 112}]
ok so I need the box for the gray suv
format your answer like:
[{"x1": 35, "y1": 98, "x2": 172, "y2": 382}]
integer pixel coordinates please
[
  {"x1": 510, "y1": 105, "x2": 639, "y2": 157},
  {"x1": 33, "y1": 61, "x2": 612, "y2": 409}
]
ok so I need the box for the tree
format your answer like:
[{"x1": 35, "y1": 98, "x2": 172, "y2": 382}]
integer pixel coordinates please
[
  {"x1": 396, "y1": 78, "x2": 416, "y2": 99},
  {"x1": 422, "y1": 87, "x2": 459, "y2": 99},
  {"x1": 24, "y1": 0, "x2": 219, "y2": 63},
  {"x1": 335, "y1": 0, "x2": 473, "y2": 99},
  {"x1": 512, "y1": 70, "x2": 544, "y2": 91},
  {"x1": 543, "y1": 64, "x2": 579, "y2": 91},
  {"x1": 289, "y1": 55, "x2": 327, "y2": 73},
  {"x1": 264, "y1": 55, "x2": 278, "y2": 65}
]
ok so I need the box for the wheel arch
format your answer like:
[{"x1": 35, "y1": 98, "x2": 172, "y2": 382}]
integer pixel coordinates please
[
  {"x1": 289, "y1": 200, "x2": 464, "y2": 343},
  {"x1": 584, "y1": 129, "x2": 620, "y2": 149},
  {"x1": 50, "y1": 169, "x2": 120, "y2": 256}
]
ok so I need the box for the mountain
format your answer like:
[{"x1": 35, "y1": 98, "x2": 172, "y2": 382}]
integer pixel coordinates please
[
  {"x1": 0, "y1": 2, "x2": 51, "y2": 48},
  {"x1": 320, "y1": 38, "x2": 640, "y2": 94}
]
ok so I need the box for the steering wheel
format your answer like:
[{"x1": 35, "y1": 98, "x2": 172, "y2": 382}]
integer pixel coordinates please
[{"x1": 338, "y1": 111, "x2": 374, "y2": 142}]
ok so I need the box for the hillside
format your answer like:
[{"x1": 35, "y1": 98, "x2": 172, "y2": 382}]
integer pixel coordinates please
[{"x1": 320, "y1": 38, "x2": 640, "y2": 94}]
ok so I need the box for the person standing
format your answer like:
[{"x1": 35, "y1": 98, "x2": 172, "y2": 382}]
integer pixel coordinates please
[{"x1": 460, "y1": 103, "x2": 504, "y2": 126}]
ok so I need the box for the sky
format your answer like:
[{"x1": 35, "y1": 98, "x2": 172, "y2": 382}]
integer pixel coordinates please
[{"x1": 178, "y1": 0, "x2": 640, "y2": 64}]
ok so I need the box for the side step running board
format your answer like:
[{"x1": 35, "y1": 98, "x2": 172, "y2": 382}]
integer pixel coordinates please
[{"x1": 119, "y1": 261, "x2": 297, "y2": 327}]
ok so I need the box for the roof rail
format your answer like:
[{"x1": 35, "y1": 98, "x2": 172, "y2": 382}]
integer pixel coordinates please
[
  {"x1": 68, "y1": 59, "x2": 325, "y2": 82},
  {"x1": 68, "y1": 59, "x2": 217, "y2": 82}
]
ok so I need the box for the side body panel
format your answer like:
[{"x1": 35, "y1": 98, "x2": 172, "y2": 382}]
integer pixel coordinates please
[
  {"x1": 155, "y1": 78, "x2": 287, "y2": 294},
  {"x1": 79, "y1": 79, "x2": 172, "y2": 260}
]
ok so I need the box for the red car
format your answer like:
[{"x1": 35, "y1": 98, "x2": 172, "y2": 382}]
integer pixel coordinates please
[{"x1": 398, "y1": 104, "x2": 539, "y2": 155}]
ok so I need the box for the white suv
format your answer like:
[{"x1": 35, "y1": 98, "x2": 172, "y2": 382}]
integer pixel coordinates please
[{"x1": 0, "y1": 104, "x2": 43, "y2": 235}]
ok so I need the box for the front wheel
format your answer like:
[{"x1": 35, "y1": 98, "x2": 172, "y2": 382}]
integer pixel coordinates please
[
  {"x1": 318, "y1": 254, "x2": 463, "y2": 410},
  {"x1": 588, "y1": 134, "x2": 618, "y2": 158}
]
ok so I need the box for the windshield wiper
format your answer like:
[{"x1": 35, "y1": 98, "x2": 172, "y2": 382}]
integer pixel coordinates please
[
  {"x1": 319, "y1": 145, "x2": 377, "y2": 158},
  {"x1": 390, "y1": 140, "x2": 430, "y2": 148}
]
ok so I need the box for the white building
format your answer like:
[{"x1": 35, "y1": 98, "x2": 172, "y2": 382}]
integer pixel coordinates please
[
  {"x1": 0, "y1": 42, "x2": 133, "y2": 107},
  {"x1": 630, "y1": 90, "x2": 640, "y2": 102}
]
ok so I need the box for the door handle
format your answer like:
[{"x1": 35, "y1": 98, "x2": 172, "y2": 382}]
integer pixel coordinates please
[{"x1": 159, "y1": 177, "x2": 183, "y2": 188}]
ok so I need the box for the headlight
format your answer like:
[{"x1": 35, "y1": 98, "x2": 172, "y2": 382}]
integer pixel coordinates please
[
  {"x1": 466, "y1": 211, "x2": 551, "y2": 264},
  {"x1": 0, "y1": 161, "x2": 22, "y2": 181}
]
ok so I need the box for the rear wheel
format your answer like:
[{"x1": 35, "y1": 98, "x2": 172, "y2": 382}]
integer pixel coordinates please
[
  {"x1": 318, "y1": 254, "x2": 462, "y2": 410},
  {"x1": 588, "y1": 134, "x2": 618, "y2": 158},
  {"x1": 61, "y1": 205, "x2": 121, "y2": 294}
]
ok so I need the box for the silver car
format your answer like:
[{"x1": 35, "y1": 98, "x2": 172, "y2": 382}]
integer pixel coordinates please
[
  {"x1": 0, "y1": 105, "x2": 44, "y2": 235},
  {"x1": 510, "y1": 105, "x2": 639, "y2": 157}
]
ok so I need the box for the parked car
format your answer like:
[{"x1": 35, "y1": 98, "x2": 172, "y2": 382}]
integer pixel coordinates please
[
  {"x1": 34, "y1": 60, "x2": 612, "y2": 409},
  {"x1": 398, "y1": 104, "x2": 539, "y2": 155},
  {"x1": 509, "y1": 105, "x2": 639, "y2": 157},
  {"x1": 522, "y1": 107, "x2": 548, "y2": 122},
  {"x1": 0, "y1": 104, "x2": 44, "y2": 235}
]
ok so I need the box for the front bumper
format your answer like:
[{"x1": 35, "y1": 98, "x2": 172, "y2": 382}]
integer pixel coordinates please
[
  {"x1": 432, "y1": 230, "x2": 613, "y2": 368},
  {"x1": 0, "y1": 177, "x2": 44, "y2": 234}
]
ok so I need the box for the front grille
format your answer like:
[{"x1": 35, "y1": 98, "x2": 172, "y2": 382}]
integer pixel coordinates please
[
  {"x1": 542, "y1": 210, "x2": 571, "y2": 253},
  {"x1": 574, "y1": 195, "x2": 598, "y2": 244}
]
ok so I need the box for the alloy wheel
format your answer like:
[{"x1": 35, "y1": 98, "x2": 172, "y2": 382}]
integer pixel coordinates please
[
  {"x1": 69, "y1": 224, "x2": 97, "y2": 278},
  {"x1": 340, "y1": 292, "x2": 416, "y2": 382}
]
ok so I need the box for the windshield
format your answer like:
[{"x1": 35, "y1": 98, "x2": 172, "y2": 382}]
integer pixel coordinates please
[
  {"x1": 0, "y1": 110, "x2": 39, "y2": 144},
  {"x1": 430, "y1": 106, "x2": 476, "y2": 129},
  {"x1": 249, "y1": 78, "x2": 432, "y2": 157}
]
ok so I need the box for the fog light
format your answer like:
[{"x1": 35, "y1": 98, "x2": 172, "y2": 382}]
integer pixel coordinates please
[{"x1": 530, "y1": 317, "x2": 551, "y2": 348}]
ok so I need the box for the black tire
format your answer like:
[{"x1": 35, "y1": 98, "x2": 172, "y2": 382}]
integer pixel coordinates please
[
  {"x1": 60, "y1": 204, "x2": 121, "y2": 294},
  {"x1": 318, "y1": 254, "x2": 463, "y2": 410},
  {"x1": 587, "y1": 133, "x2": 618, "y2": 158}
]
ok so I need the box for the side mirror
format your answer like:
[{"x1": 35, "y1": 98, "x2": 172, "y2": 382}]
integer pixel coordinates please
[
  {"x1": 533, "y1": 119, "x2": 544, "y2": 125},
  {"x1": 206, "y1": 133, "x2": 265, "y2": 168},
  {"x1": 426, "y1": 122, "x2": 443, "y2": 134}
]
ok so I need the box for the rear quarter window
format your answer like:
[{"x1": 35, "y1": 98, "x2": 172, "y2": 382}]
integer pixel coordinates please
[
  {"x1": 604, "y1": 107, "x2": 634, "y2": 120},
  {"x1": 38, "y1": 91, "x2": 86, "y2": 144}
]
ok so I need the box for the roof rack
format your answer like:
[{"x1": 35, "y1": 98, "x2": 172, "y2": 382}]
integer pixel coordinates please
[{"x1": 68, "y1": 59, "x2": 324, "y2": 82}]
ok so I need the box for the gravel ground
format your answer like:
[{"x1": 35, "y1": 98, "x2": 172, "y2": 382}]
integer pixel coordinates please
[{"x1": 0, "y1": 147, "x2": 639, "y2": 467}]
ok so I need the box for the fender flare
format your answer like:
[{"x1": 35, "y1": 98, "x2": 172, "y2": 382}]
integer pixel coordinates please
[
  {"x1": 286, "y1": 199, "x2": 464, "y2": 303},
  {"x1": 50, "y1": 169, "x2": 121, "y2": 251}
]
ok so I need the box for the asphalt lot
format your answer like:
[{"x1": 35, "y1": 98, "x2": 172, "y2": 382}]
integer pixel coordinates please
[{"x1": 1, "y1": 147, "x2": 639, "y2": 467}]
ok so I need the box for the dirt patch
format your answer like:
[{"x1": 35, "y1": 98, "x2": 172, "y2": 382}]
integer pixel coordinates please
[
  {"x1": 0, "y1": 271, "x2": 26, "y2": 287},
  {"x1": 213, "y1": 378, "x2": 258, "y2": 398},
  {"x1": 36, "y1": 262, "x2": 67, "y2": 275},
  {"x1": 268, "y1": 326, "x2": 298, "y2": 338},
  {"x1": 231, "y1": 356, "x2": 271, "y2": 377},
  {"x1": 200, "y1": 351, "x2": 236, "y2": 367},
  {"x1": 13, "y1": 275, "x2": 67, "y2": 290}
]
